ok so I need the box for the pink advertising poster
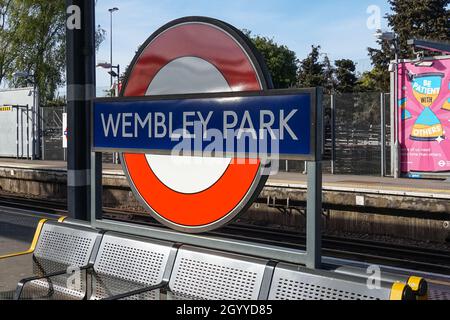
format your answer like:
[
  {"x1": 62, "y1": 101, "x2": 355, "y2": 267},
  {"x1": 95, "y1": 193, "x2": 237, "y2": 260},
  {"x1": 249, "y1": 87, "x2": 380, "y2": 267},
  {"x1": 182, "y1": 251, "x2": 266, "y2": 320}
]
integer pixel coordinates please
[{"x1": 398, "y1": 57, "x2": 450, "y2": 173}]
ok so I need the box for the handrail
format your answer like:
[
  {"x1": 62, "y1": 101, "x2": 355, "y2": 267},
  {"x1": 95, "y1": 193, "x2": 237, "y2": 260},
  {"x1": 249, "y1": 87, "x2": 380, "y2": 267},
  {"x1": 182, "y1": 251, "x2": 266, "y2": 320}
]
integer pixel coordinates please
[
  {"x1": 0, "y1": 218, "x2": 48, "y2": 259},
  {"x1": 0, "y1": 216, "x2": 67, "y2": 260},
  {"x1": 14, "y1": 264, "x2": 94, "y2": 300}
]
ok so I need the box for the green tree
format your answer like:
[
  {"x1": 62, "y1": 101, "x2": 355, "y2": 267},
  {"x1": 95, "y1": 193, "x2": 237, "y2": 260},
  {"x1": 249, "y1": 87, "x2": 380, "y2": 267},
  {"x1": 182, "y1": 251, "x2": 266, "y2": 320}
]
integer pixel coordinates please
[
  {"x1": 322, "y1": 55, "x2": 336, "y2": 93},
  {"x1": 0, "y1": 0, "x2": 18, "y2": 84},
  {"x1": 367, "y1": 0, "x2": 450, "y2": 92},
  {"x1": 1, "y1": 0, "x2": 105, "y2": 104},
  {"x1": 7, "y1": 0, "x2": 66, "y2": 103},
  {"x1": 243, "y1": 30, "x2": 298, "y2": 89},
  {"x1": 357, "y1": 69, "x2": 388, "y2": 92},
  {"x1": 334, "y1": 59, "x2": 357, "y2": 93},
  {"x1": 297, "y1": 45, "x2": 335, "y2": 93}
]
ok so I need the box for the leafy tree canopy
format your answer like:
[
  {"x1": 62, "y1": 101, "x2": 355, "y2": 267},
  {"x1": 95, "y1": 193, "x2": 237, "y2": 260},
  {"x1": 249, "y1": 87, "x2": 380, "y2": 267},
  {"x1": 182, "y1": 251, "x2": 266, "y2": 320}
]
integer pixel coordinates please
[
  {"x1": 297, "y1": 45, "x2": 337, "y2": 94},
  {"x1": 367, "y1": 0, "x2": 450, "y2": 92},
  {"x1": 243, "y1": 29, "x2": 298, "y2": 89},
  {"x1": 0, "y1": 0, "x2": 105, "y2": 104},
  {"x1": 334, "y1": 59, "x2": 358, "y2": 93}
]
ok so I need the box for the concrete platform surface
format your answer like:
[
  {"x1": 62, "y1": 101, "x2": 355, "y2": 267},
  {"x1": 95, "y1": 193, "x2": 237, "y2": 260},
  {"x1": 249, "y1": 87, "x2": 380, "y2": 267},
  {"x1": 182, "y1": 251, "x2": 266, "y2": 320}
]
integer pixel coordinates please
[
  {"x1": 0, "y1": 207, "x2": 449, "y2": 300},
  {"x1": 0, "y1": 159, "x2": 449, "y2": 199},
  {"x1": 0, "y1": 208, "x2": 41, "y2": 295}
]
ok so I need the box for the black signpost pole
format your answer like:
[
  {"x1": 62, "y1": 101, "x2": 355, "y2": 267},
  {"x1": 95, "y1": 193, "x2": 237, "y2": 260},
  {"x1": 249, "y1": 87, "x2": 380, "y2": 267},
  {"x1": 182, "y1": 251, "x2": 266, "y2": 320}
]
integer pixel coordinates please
[{"x1": 66, "y1": 0, "x2": 96, "y2": 221}]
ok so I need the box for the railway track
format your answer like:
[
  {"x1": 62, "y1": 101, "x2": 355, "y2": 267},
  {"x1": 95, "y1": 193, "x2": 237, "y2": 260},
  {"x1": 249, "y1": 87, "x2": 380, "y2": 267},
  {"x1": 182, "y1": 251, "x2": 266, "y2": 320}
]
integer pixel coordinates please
[{"x1": 1, "y1": 194, "x2": 449, "y2": 274}]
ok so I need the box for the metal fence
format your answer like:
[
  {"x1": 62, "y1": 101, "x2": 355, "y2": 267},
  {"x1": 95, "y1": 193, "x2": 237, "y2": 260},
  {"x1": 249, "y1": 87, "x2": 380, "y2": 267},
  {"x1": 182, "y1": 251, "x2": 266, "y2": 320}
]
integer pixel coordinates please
[
  {"x1": 280, "y1": 92, "x2": 391, "y2": 176},
  {"x1": 42, "y1": 92, "x2": 392, "y2": 176},
  {"x1": 42, "y1": 106, "x2": 65, "y2": 161}
]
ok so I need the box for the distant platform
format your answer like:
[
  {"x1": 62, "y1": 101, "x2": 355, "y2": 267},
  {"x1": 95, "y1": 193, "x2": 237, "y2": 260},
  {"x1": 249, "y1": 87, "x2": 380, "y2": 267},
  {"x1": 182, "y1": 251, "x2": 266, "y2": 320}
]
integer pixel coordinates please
[
  {"x1": 0, "y1": 158, "x2": 449, "y2": 252},
  {"x1": 0, "y1": 158, "x2": 449, "y2": 200}
]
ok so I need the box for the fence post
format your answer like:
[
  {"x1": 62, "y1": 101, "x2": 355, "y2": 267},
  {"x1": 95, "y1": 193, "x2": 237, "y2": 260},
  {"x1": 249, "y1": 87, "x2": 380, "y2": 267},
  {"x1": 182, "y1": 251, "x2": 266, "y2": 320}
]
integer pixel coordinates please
[
  {"x1": 330, "y1": 94, "x2": 336, "y2": 175},
  {"x1": 26, "y1": 105, "x2": 30, "y2": 160},
  {"x1": 390, "y1": 70, "x2": 396, "y2": 178},
  {"x1": 16, "y1": 107, "x2": 19, "y2": 159},
  {"x1": 380, "y1": 93, "x2": 386, "y2": 177}
]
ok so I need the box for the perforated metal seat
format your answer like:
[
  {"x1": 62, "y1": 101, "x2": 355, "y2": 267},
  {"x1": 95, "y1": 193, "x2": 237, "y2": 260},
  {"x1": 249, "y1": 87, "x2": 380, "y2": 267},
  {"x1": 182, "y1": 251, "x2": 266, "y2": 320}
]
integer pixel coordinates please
[
  {"x1": 165, "y1": 246, "x2": 272, "y2": 300},
  {"x1": 109, "y1": 245, "x2": 274, "y2": 301},
  {"x1": 13, "y1": 221, "x2": 102, "y2": 300},
  {"x1": 268, "y1": 263, "x2": 414, "y2": 300},
  {"x1": 88, "y1": 232, "x2": 177, "y2": 300}
]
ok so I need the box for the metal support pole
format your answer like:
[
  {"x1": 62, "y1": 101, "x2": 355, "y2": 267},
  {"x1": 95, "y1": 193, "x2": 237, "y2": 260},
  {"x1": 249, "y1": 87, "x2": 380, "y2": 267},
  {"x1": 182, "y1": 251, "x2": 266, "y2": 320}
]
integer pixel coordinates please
[
  {"x1": 306, "y1": 87, "x2": 323, "y2": 270},
  {"x1": 330, "y1": 94, "x2": 336, "y2": 175},
  {"x1": 26, "y1": 105, "x2": 30, "y2": 160},
  {"x1": 393, "y1": 54, "x2": 400, "y2": 179},
  {"x1": 38, "y1": 98, "x2": 43, "y2": 160},
  {"x1": 306, "y1": 161, "x2": 322, "y2": 269},
  {"x1": 390, "y1": 68, "x2": 396, "y2": 178},
  {"x1": 110, "y1": 10, "x2": 113, "y2": 88},
  {"x1": 16, "y1": 107, "x2": 19, "y2": 159},
  {"x1": 20, "y1": 109, "x2": 24, "y2": 159},
  {"x1": 113, "y1": 65, "x2": 120, "y2": 165},
  {"x1": 380, "y1": 93, "x2": 386, "y2": 177},
  {"x1": 66, "y1": 0, "x2": 96, "y2": 221},
  {"x1": 117, "y1": 65, "x2": 120, "y2": 95},
  {"x1": 90, "y1": 152, "x2": 103, "y2": 222},
  {"x1": 31, "y1": 87, "x2": 36, "y2": 160}
]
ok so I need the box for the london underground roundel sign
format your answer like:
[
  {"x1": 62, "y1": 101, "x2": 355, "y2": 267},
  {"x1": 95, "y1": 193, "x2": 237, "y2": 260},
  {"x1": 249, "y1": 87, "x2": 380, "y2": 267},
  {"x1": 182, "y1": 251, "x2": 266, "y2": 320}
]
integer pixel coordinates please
[{"x1": 120, "y1": 17, "x2": 273, "y2": 233}]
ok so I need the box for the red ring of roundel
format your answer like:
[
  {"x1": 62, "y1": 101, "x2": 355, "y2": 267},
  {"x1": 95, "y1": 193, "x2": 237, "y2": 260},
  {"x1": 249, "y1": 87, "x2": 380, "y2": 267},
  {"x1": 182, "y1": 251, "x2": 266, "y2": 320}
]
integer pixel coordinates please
[{"x1": 122, "y1": 21, "x2": 264, "y2": 227}]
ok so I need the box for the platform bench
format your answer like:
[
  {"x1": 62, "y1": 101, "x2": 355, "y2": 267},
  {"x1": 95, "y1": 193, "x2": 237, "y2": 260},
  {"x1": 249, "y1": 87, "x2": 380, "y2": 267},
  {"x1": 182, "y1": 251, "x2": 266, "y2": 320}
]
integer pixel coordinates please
[{"x1": 0, "y1": 221, "x2": 102, "y2": 300}]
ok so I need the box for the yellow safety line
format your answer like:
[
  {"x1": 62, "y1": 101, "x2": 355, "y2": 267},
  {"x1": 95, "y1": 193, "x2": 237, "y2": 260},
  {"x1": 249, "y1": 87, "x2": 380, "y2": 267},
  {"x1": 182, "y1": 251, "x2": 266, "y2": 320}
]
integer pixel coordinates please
[
  {"x1": 0, "y1": 218, "x2": 47, "y2": 259},
  {"x1": 390, "y1": 282, "x2": 407, "y2": 300}
]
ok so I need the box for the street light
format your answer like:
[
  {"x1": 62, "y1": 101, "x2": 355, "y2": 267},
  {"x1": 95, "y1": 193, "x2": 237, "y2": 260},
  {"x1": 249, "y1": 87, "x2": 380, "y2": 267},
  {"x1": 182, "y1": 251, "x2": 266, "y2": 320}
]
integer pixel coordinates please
[
  {"x1": 108, "y1": 7, "x2": 119, "y2": 87},
  {"x1": 96, "y1": 62, "x2": 120, "y2": 165},
  {"x1": 375, "y1": 30, "x2": 396, "y2": 42},
  {"x1": 96, "y1": 62, "x2": 120, "y2": 96},
  {"x1": 375, "y1": 29, "x2": 400, "y2": 179},
  {"x1": 13, "y1": 71, "x2": 33, "y2": 80}
]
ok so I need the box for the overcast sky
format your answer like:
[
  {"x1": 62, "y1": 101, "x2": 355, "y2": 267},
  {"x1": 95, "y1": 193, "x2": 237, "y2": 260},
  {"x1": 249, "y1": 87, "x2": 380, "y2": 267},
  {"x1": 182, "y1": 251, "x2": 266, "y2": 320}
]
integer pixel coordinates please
[{"x1": 94, "y1": 0, "x2": 392, "y2": 93}]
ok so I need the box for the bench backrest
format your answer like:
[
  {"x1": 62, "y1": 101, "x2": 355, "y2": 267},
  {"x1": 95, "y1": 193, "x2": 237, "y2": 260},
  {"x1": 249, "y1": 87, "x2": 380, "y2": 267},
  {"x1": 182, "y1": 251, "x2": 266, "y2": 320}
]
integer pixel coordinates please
[
  {"x1": 19, "y1": 222, "x2": 101, "y2": 300},
  {"x1": 168, "y1": 246, "x2": 270, "y2": 300},
  {"x1": 91, "y1": 232, "x2": 177, "y2": 300},
  {"x1": 33, "y1": 221, "x2": 101, "y2": 271},
  {"x1": 268, "y1": 263, "x2": 399, "y2": 300}
]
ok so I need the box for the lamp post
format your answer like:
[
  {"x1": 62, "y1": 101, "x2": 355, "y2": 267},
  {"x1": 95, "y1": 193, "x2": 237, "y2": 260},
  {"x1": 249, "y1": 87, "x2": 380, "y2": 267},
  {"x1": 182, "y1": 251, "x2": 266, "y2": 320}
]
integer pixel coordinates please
[
  {"x1": 108, "y1": 7, "x2": 119, "y2": 88},
  {"x1": 375, "y1": 30, "x2": 400, "y2": 178},
  {"x1": 97, "y1": 62, "x2": 120, "y2": 164},
  {"x1": 97, "y1": 62, "x2": 120, "y2": 96}
]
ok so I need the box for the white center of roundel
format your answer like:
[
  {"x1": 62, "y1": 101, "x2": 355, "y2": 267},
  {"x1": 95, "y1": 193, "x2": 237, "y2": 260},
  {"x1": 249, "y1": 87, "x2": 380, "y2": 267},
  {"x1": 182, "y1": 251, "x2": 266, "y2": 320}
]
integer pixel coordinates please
[{"x1": 145, "y1": 57, "x2": 232, "y2": 194}]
